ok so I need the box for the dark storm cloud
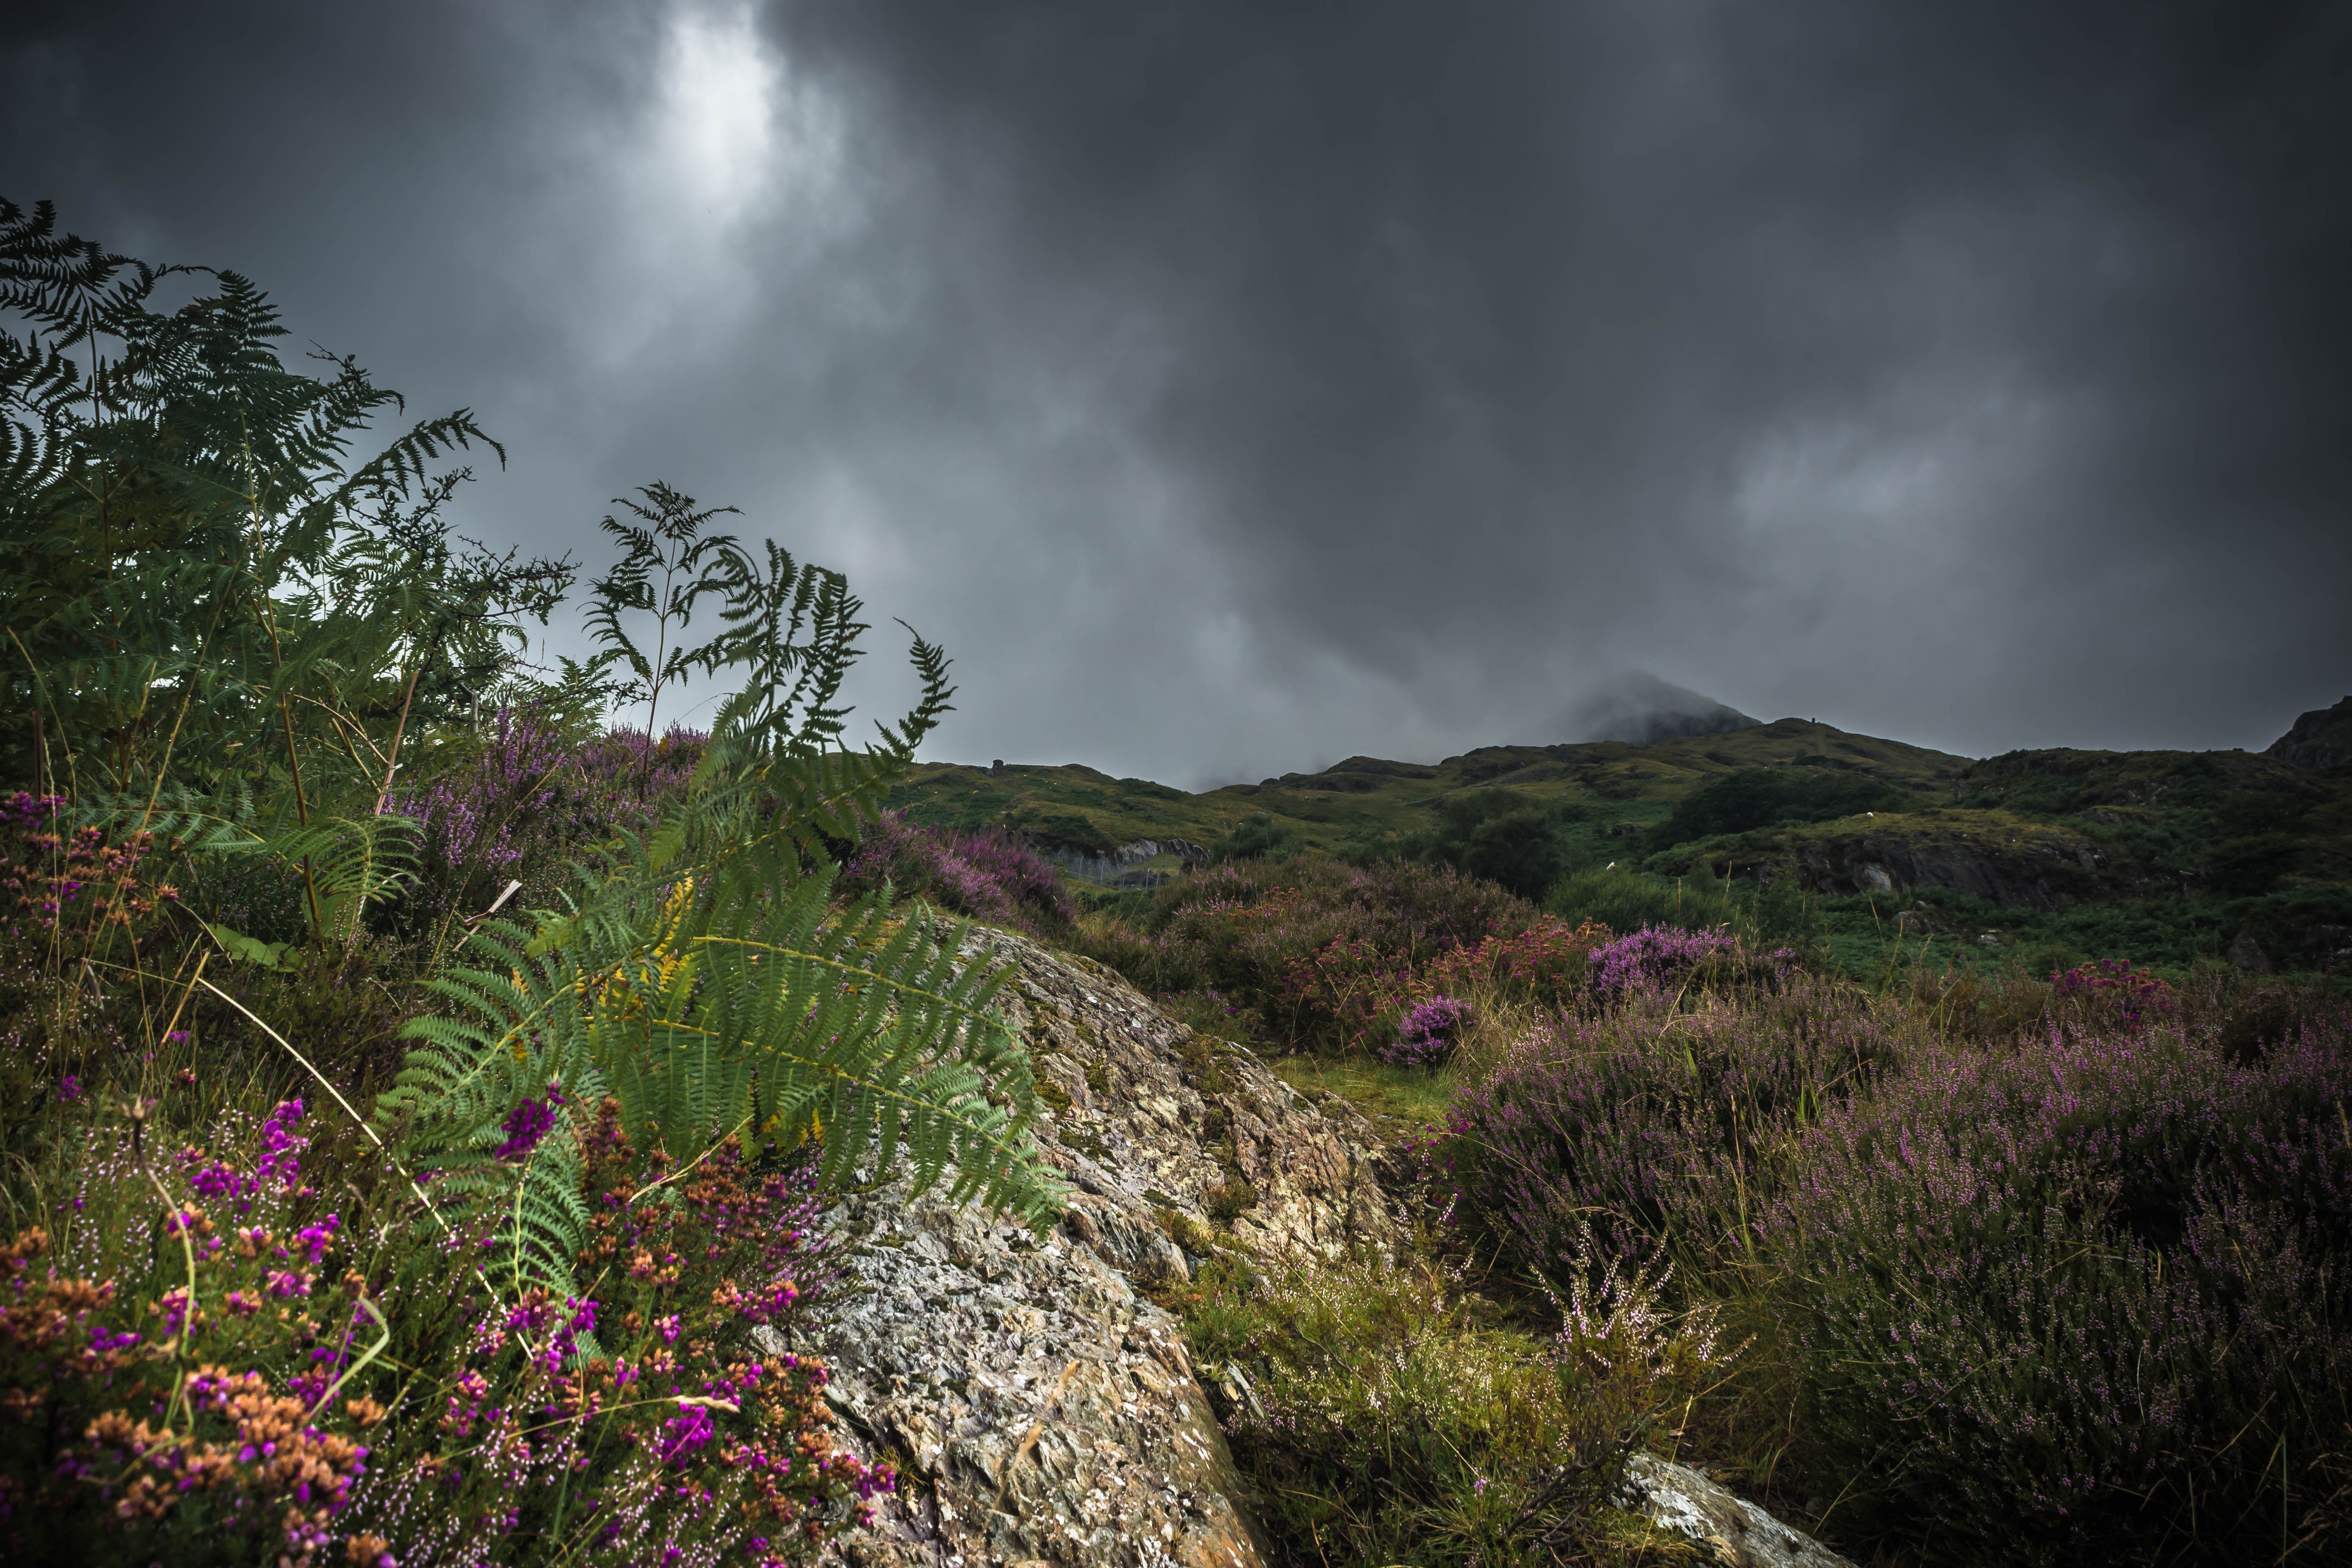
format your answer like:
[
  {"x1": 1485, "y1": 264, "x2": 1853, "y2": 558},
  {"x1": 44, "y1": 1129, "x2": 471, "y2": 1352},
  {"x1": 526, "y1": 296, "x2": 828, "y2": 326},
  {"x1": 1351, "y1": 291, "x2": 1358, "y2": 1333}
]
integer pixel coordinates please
[{"x1": 6, "y1": 2, "x2": 2349, "y2": 783}]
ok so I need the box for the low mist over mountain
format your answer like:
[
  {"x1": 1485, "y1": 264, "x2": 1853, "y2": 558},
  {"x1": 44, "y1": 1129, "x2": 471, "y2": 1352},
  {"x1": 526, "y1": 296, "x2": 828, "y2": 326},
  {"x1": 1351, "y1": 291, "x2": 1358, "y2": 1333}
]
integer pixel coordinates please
[{"x1": 1556, "y1": 672, "x2": 1759, "y2": 746}]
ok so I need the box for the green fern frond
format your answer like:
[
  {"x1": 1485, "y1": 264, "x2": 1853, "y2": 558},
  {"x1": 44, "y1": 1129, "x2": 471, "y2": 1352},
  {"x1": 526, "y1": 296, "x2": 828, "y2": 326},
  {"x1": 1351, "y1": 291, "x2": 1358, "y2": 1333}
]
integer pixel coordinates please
[
  {"x1": 264, "y1": 813, "x2": 420, "y2": 939},
  {"x1": 385, "y1": 789, "x2": 1066, "y2": 1301}
]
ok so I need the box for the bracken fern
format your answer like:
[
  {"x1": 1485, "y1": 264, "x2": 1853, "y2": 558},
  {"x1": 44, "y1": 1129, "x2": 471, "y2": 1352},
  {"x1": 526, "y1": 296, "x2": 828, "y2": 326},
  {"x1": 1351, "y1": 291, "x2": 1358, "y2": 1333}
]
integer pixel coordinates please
[{"x1": 380, "y1": 754, "x2": 1064, "y2": 1303}]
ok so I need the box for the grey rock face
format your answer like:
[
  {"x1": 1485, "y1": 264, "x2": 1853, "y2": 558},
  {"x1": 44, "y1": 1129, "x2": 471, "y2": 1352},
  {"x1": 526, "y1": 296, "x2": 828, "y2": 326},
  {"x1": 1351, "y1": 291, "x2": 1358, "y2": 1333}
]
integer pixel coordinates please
[
  {"x1": 2266, "y1": 695, "x2": 2352, "y2": 772},
  {"x1": 2306, "y1": 925, "x2": 2352, "y2": 966},
  {"x1": 805, "y1": 929, "x2": 1395, "y2": 1568},
  {"x1": 2229, "y1": 931, "x2": 2274, "y2": 974},
  {"x1": 1789, "y1": 829, "x2": 2139, "y2": 911},
  {"x1": 1617, "y1": 1455, "x2": 1854, "y2": 1568},
  {"x1": 1040, "y1": 838, "x2": 1211, "y2": 886}
]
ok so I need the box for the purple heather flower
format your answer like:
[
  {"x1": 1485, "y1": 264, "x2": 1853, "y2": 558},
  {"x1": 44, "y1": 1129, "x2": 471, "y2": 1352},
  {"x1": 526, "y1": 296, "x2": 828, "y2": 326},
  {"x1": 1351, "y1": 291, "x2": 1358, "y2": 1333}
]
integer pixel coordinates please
[
  {"x1": 258, "y1": 1099, "x2": 309, "y2": 1189},
  {"x1": 495, "y1": 1082, "x2": 566, "y2": 1161},
  {"x1": 656, "y1": 1404, "x2": 716, "y2": 1467},
  {"x1": 1381, "y1": 995, "x2": 1472, "y2": 1067},
  {"x1": 1587, "y1": 923, "x2": 1736, "y2": 1000}
]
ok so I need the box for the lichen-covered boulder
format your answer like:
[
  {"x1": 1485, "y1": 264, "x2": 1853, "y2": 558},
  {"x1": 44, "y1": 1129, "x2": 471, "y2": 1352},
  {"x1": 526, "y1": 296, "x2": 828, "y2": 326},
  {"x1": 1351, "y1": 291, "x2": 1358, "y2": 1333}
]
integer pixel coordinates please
[
  {"x1": 803, "y1": 927, "x2": 1397, "y2": 1568},
  {"x1": 1616, "y1": 1455, "x2": 1855, "y2": 1568}
]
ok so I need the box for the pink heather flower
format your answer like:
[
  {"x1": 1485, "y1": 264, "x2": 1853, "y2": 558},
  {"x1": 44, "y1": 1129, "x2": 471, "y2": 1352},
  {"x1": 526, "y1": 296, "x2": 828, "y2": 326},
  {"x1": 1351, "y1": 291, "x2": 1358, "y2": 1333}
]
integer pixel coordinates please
[
  {"x1": 294, "y1": 1214, "x2": 340, "y2": 1264},
  {"x1": 266, "y1": 1269, "x2": 315, "y2": 1299}
]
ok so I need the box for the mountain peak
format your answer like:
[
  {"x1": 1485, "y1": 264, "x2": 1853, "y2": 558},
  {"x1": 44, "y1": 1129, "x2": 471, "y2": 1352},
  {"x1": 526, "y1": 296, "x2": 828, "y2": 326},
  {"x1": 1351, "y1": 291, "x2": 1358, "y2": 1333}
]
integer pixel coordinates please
[{"x1": 1558, "y1": 671, "x2": 1759, "y2": 746}]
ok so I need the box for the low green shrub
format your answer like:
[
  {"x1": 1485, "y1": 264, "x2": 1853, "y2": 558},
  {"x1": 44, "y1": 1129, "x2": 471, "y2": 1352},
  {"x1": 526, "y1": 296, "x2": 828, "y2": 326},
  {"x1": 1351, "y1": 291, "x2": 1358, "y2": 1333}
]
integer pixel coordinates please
[
  {"x1": 1213, "y1": 811, "x2": 1308, "y2": 863},
  {"x1": 1179, "y1": 1247, "x2": 1734, "y2": 1567},
  {"x1": 1649, "y1": 768, "x2": 1901, "y2": 849},
  {"x1": 1547, "y1": 865, "x2": 1818, "y2": 950},
  {"x1": 1400, "y1": 789, "x2": 1592, "y2": 900}
]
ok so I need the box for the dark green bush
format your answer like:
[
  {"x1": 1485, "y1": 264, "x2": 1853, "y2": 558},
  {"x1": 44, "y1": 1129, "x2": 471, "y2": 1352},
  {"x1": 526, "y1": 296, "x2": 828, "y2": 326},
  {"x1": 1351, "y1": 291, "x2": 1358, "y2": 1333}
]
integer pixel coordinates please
[
  {"x1": 1401, "y1": 789, "x2": 1590, "y2": 900},
  {"x1": 1651, "y1": 767, "x2": 1901, "y2": 848},
  {"x1": 1213, "y1": 810, "x2": 1307, "y2": 862},
  {"x1": 1545, "y1": 863, "x2": 1815, "y2": 947}
]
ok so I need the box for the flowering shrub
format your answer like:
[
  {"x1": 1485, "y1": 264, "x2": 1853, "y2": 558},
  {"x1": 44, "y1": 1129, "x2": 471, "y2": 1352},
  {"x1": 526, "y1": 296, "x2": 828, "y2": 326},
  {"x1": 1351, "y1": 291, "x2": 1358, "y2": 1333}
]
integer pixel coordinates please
[
  {"x1": 1278, "y1": 931, "x2": 1429, "y2": 1051},
  {"x1": 1584, "y1": 922, "x2": 1737, "y2": 1001},
  {"x1": 398, "y1": 714, "x2": 707, "y2": 928},
  {"x1": 2047, "y1": 956, "x2": 2176, "y2": 1032},
  {"x1": 832, "y1": 810, "x2": 1074, "y2": 934},
  {"x1": 3, "y1": 1089, "x2": 889, "y2": 1565},
  {"x1": 1073, "y1": 854, "x2": 1534, "y2": 1039},
  {"x1": 1073, "y1": 855, "x2": 1601, "y2": 1058},
  {"x1": 1766, "y1": 1010, "x2": 2352, "y2": 1560},
  {"x1": 1306, "y1": 917, "x2": 1611, "y2": 1059},
  {"x1": 1456, "y1": 975, "x2": 1906, "y2": 1269},
  {"x1": 0, "y1": 791, "x2": 178, "y2": 952},
  {"x1": 1382, "y1": 995, "x2": 1471, "y2": 1067},
  {"x1": 1424, "y1": 917, "x2": 1608, "y2": 1001},
  {"x1": 1452, "y1": 965, "x2": 2352, "y2": 1562}
]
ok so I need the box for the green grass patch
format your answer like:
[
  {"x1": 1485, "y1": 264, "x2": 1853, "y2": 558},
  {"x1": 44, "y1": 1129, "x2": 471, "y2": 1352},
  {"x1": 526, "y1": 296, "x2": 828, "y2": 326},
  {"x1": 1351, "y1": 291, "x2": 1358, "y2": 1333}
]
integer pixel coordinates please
[{"x1": 1268, "y1": 1054, "x2": 1463, "y2": 1129}]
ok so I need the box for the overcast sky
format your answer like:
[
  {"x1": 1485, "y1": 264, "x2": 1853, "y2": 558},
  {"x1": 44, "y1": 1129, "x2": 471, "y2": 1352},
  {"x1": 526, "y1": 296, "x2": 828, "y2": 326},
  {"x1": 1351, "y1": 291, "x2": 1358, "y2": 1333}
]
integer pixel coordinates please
[{"x1": 6, "y1": 1, "x2": 2347, "y2": 786}]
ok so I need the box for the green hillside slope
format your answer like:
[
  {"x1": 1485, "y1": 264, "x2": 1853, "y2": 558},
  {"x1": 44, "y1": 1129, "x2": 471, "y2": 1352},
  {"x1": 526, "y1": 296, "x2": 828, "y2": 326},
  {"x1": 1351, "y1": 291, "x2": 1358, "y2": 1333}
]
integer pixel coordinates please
[{"x1": 890, "y1": 716, "x2": 2352, "y2": 975}]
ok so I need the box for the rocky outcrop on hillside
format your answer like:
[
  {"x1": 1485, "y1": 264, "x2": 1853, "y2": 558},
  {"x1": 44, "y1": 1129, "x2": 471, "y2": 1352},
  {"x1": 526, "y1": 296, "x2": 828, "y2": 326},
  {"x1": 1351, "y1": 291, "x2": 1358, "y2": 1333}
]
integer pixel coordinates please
[
  {"x1": 1039, "y1": 838, "x2": 1210, "y2": 886},
  {"x1": 1784, "y1": 824, "x2": 2146, "y2": 910},
  {"x1": 2268, "y1": 695, "x2": 2352, "y2": 772},
  {"x1": 803, "y1": 928, "x2": 1394, "y2": 1568},
  {"x1": 1617, "y1": 1457, "x2": 1854, "y2": 1568},
  {"x1": 801, "y1": 927, "x2": 1858, "y2": 1568}
]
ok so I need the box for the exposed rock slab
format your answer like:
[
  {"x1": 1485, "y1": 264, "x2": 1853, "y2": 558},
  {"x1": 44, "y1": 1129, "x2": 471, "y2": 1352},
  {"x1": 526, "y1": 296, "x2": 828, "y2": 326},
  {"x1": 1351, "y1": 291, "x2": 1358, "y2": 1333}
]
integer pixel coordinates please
[
  {"x1": 2267, "y1": 695, "x2": 2352, "y2": 772},
  {"x1": 1783, "y1": 823, "x2": 2140, "y2": 910},
  {"x1": 802, "y1": 928, "x2": 1397, "y2": 1568},
  {"x1": 1618, "y1": 1454, "x2": 1854, "y2": 1568}
]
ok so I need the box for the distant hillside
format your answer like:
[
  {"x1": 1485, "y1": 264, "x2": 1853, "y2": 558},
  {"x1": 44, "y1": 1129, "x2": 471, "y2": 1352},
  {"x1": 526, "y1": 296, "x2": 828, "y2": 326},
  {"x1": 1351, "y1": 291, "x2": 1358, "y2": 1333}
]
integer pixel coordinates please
[
  {"x1": 894, "y1": 705, "x2": 2352, "y2": 975},
  {"x1": 895, "y1": 716, "x2": 1968, "y2": 881}
]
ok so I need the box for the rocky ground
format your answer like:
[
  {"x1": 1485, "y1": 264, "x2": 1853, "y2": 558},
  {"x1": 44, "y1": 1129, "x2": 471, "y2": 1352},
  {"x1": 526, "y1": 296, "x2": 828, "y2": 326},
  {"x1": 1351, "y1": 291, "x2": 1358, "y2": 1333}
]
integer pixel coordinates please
[{"x1": 794, "y1": 927, "x2": 1848, "y2": 1568}]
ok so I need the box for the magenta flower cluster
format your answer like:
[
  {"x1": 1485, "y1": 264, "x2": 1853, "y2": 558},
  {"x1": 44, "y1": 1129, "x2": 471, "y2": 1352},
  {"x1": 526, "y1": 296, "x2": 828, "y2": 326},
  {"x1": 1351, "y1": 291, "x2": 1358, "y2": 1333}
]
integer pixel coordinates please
[
  {"x1": 256, "y1": 1099, "x2": 309, "y2": 1190},
  {"x1": 835, "y1": 810, "x2": 1075, "y2": 933},
  {"x1": 1585, "y1": 923, "x2": 1736, "y2": 1000},
  {"x1": 1381, "y1": 995, "x2": 1471, "y2": 1068},
  {"x1": 495, "y1": 1082, "x2": 566, "y2": 1161}
]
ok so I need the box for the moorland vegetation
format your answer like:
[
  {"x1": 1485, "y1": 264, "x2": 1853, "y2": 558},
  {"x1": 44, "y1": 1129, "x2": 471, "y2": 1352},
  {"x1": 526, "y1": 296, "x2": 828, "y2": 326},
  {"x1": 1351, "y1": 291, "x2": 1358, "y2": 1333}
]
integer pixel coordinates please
[
  {"x1": 3, "y1": 197, "x2": 2347, "y2": 1568},
  {"x1": 1053, "y1": 848, "x2": 2350, "y2": 1565},
  {"x1": 889, "y1": 700, "x2": 2352, "y2": 986},
  {"x1": 0, "y1": 198, "x2": 1060, "y2": 1565}
]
